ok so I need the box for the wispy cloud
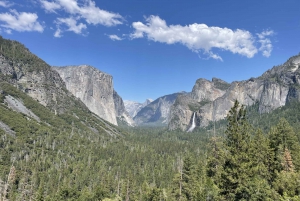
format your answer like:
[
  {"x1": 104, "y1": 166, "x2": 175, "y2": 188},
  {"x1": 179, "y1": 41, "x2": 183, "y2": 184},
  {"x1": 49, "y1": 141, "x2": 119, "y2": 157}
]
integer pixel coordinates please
[
  {"x1": 130, "y1": 15, "x2": 274, "y2": 60},
  {"x1": 40, "y1": 0, "x2": 61, "y2": 13},
  {"x1": 56, "y1": 17, "x2": 87, "y2": 35},
  {"x1": 54, "y1": 27, "x2": 62, "y2": 37},
  {"x1": 0, "y1": 9, "x2": 44, "y2": 33},
  {"x1": 39, "y1": 0, "x2": 123, "y2": 37},
  {"x1": 108, "y1": 34, "x2": 122, "y2": 41},
  {"x1": 0, "y1": 1, "x2": 13, "y2": 8},
  {"x1": 257, "y1": 30, "x2": 274, "y2": 58}
]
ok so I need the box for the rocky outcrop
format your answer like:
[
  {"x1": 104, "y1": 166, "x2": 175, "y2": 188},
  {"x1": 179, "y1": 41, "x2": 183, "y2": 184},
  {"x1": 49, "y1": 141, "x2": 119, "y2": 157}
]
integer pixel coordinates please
[
  {"x1": 53, "y1": 65, "x2": 118, "y2": 125},
  {"x1": 113, "y1": 90, "x2": 135, "y2": 126},
  {"x1": 124, "y1": 99, "x2": 153, "y2": 118},
  {"x1": 0, "y1": 36, "x2": 126, "y2": 138},
  {"x1": 0, "y1": 38, "x2": 71, "y2": 115},
  {"x1": 134, "y1": 93, "x2": 183, "y2": 126},
  {"x1": 169, "y1": 54, "x2": 300, "y2": 131},
  {"x1": 169, "y1": 78, "x2": 230, "y2": 130},
  {"x1": 4, "y1": 95, "x2": 40, "y2": 122}
]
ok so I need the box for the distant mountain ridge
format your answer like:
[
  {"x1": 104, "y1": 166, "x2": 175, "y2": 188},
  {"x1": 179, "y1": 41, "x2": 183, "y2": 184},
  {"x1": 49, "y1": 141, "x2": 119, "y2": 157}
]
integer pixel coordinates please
[
  {"x1": 169, "y1": 54, "x2": 300, "y2": 131},
  {"x1": 133, "y1": 92, "x2": 184, "y2": 126},
  {"x1": 2, "y1": 35, "x2": 300, "y2": 132},
  {"x1": 124, "y1": 99, "x2": 153, "y2": 118}
]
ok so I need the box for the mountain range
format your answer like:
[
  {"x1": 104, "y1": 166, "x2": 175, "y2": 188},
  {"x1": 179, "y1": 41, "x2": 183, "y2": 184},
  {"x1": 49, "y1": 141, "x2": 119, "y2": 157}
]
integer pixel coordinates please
[
  {"x1": 1, "y1": 35, "x2": 300, "y2": 133},
  {"x1": 169, "y1": 55, "x2": 300, "y2": 131}
]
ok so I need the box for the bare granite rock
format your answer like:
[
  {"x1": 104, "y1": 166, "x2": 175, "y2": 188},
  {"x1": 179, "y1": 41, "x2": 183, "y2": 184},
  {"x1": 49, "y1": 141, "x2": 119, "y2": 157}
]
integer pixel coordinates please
[
  {"x1": 0, "y1": 54, "x2": 69, "y2": 115},
  {"x1": 53, "y1": 65, "x2": 134, "y2": 126},
  {"x1": 4, "y1": 95, "x2": 40, "y2": 122},
  {"x1": 53, "y1": 65, "x2": 118, "y2": 125},
  {"x1": 0, "y1": 120, "x2": 16, "y2": 137},
  {"x1": 124, "y1": 99, "x2": 153, "y2": 118},
  {"x1": 169, "y1": 54, "x2": 300, "y2": 131},
  {"x1": 134, "y1": 93, "x2": 183, "y2": 126},
  {"x1": 113, "y1": 90, "x2": 135, "y2": 126}
]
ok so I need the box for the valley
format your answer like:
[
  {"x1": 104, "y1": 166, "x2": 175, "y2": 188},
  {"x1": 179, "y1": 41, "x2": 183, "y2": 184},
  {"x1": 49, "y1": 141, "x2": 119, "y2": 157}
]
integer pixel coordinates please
[{"x1": 1, "y1": 35, "x2": 300, "y2": 200}]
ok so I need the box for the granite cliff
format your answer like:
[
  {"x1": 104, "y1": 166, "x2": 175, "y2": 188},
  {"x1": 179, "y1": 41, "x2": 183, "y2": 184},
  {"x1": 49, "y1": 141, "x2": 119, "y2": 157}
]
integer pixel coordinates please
[
  {"x1": 0, "y1": 36, "x2": 122, "y2": 137},
  {"x1": 134, "y1": 93, "x2": 183, "y2": 126},
  {"x1": 53, "y1": 65, "x2": 134, "y2": 126},
  {"x1": 124, "y1": 99, "x2": 153, "y2": 118},
  {"x1": 113, "y1": 90, "x2": 135, "y2": 126},
  {"x1": 169, "y1": 54, "x2": 300, "y2": 131}
]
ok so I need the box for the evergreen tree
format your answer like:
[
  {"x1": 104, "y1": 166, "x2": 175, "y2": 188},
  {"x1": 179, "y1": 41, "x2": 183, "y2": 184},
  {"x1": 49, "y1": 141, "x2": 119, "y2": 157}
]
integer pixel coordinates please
[
  {"x1": 182, "y1": 155, "x2": 201, "y2": 201},
  {"x1": 269, "y1": 118, "x2": 300, "y2": 172},
  {"x1": 249, "y1": 129, "x2": 273, "y2": 182},
  {"x1": 219, "y1": 100, "x2": 253, "y2": 200}
]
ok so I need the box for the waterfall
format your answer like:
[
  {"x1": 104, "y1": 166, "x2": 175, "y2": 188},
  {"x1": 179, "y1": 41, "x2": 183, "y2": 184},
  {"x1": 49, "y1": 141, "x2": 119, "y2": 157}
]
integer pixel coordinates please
[{"x1": 187, "y1": 112, "x2": 196, "y2": 132}]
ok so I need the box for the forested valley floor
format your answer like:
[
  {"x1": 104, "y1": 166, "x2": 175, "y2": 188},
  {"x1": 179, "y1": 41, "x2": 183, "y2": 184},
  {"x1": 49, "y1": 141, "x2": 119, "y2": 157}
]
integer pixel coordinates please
[{"x1": 2, "y1": 83, "x2": 300, "y2": 201}]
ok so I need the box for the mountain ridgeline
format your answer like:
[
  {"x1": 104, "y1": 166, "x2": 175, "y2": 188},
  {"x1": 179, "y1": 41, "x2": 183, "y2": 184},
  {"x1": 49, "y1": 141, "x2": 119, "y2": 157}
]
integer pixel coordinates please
[
  {"x1": 1, "y1": 34, "x2": 300, "y2": 131},
  {"x1": 169, "y1": 55, "x2": 300, "y2": 131},
  {"x1": 133, "y1": 92, "x2": 184, "y2": 126},
  {"x1": 2, "y1": 36, "x2": 300, "y2": 200}
]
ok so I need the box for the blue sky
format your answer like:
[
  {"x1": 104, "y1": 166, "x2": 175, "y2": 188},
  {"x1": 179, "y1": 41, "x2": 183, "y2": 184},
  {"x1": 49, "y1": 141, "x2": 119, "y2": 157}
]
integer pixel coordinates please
[{"x1": 0, "y1": 0, "x2": 300, "y2": 102}]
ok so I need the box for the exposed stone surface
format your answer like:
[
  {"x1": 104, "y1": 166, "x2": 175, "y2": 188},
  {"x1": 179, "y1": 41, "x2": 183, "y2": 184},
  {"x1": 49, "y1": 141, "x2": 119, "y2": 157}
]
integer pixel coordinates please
[
  {"x1": 0, "y1": 36, "x2": 125, "y2": 137},
  {"x1": 0, "y1": 120, "x2": 16, "y2": 137},
  {"x1": 134, "y1": 93, "x2": 183, "y2": 126},
  {"x1": 0, "y1": 55, "x2": 67, "y2": 113},
  {"x1": 53, "y1": 65, "x2": 118, "y2": 125},
  {"x1": 169, "y1": 54, "x2": 300, "y2": 131},
  {"x1": 124, "y1": 99, "x2": 153, "y2": 118},
  {"x1": 4, "y1": 95, "x2": 40, "y2": 122},
  {"x1": 113, "y1": 90, "x2": 135, "y2": 126}
]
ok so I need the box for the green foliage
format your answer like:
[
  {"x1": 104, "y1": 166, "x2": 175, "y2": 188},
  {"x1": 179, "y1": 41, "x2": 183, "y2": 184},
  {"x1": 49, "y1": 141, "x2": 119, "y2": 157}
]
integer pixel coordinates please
[
  {"x1": 188, "y1": 102, "x2": 201, "y2": 112},
  {"x1": 0, "y1": 36, "x2": 50, "y2": 73},
  {"x1": 207, "y1": 100, "x2": 300, "y2": 200},
  {"x1": 2, "y1": 35, "x2": 300, "y2": 199}
]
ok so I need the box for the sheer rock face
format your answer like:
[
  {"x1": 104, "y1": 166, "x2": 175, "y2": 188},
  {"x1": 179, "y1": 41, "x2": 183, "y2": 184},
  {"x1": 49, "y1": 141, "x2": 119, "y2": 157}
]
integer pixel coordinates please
[
  {"x1": 113, "y1": 90, "x2": 135, "y2": 126},
  {"x1": 134, "y1": 93, "x2": 183, "y2": 126},
  {"x1": 169, "y1": 54, "x2": 300, "y2": 131},
  {"x1": 0, "y1": 55, "x2": 68, "y2": 114},
  {"x1": 168, "y1": 79, "x2": 230, "y2": 131},
  {"x1": 124, "y1": 99, "x2": 153, "y2": 118},
  {"x1": 53, "y1": 65, "x2": 118, "y2": 125},
  {"x1": 53, "y1": 65, "x2": 134, "y2": 126}
]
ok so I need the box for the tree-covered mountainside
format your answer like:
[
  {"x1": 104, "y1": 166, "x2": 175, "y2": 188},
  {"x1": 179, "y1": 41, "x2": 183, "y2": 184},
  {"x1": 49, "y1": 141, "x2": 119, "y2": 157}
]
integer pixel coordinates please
[{"x1": 1, "y1": 36, "x2": 300, "y2": 200}]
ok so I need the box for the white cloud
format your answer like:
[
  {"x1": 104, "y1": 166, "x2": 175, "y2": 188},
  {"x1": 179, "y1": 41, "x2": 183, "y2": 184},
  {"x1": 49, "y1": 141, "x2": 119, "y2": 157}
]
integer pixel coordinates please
[
  {"x1": 5, "y1": 29, "x2": 11, "y2": 34},
  {"x1": 40, "y1": 0, "x2": 123, "y2": 36},
  {"x1": 56, "y1": 17, "x2": 87, "y2": 34},
  {"x1": 130, "y1": 15, "x2": 274, "y2": 60},
  {"x1": 40, "y1": 0, "x2": 61, "y2": 13},
  {"x1": 108, "y1": 34, "x2": 122, "y2": 41},
  {"x1": 0, "y1": 1, "x2": 13, "y2": 8},
  {"x1": 257, "y1": 30, "x2": 274, "y2": 58},
  {"x1": 0, "y1": 10, "x2": 44, "y2": 32},
  {"x1": 54, "y1": 27, "x2": 62, "y2": 37},
  {"x1": 78, "y1": 0, "x2": 123, "y2": 26}
]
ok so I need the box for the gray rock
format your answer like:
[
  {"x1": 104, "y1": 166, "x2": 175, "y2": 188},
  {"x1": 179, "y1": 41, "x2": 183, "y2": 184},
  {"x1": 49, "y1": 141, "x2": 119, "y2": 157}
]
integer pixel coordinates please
[
  {"x1": 53, "y1": 65, "x2": 118, "y2": 125},
  {"x1": 0, "y1": 55, "x2": 68, "y2": 114},
  {"x1": 4, "y1": 95, "x2": 40, "y2": 122},
  {"x1": 0, "y1": 120, "x2": 16, "y2": 137},
  {"x1": 113, "y1": 90, "x2": 135, "y2": 126},
  {"x1": 124, "y1": 99, "x2": 153, "y2": 118},
  {"x1": 53, "y1": 65, "x2": 134, "y2": 126},
  {"x1": 169, "y1": 54, "x2": 300, "y2": 131},
  {"x1": 134, "y1": 93, "x2": 183, "y2": 126}
]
